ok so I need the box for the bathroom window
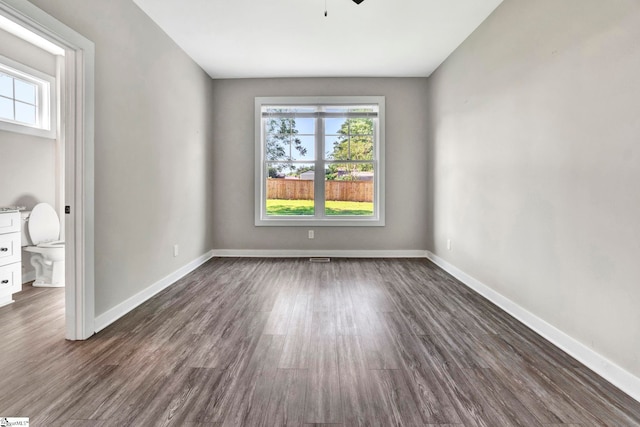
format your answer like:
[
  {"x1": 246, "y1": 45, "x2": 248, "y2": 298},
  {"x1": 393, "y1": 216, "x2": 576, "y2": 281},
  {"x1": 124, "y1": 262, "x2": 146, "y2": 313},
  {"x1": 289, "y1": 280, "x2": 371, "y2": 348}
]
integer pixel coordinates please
[
  {"x1": 0, "y1": 56, "x2": 55, "y2": 139},
  {"x1": 255, "y1": 96, "x2": 385, "y2": 226}
]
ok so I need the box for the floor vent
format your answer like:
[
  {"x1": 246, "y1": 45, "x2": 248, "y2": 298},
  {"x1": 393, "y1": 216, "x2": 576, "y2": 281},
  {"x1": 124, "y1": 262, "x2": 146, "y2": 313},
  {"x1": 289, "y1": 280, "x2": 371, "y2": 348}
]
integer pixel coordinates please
[{"x1": 309, "y1": 257, "x2": 331, "y2": 263}]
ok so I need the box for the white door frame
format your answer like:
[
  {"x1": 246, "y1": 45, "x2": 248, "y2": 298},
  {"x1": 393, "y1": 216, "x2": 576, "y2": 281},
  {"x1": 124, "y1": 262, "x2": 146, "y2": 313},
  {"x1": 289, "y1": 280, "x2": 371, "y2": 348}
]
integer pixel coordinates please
[{"x1": 0, "y1": 0, "x2": 95, "y2": 340}]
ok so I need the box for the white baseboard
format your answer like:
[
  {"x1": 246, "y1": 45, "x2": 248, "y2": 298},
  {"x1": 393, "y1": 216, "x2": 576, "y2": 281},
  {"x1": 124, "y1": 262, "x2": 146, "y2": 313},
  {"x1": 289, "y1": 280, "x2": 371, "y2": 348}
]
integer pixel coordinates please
[
  {"x1": 426, "y1": 251, "x2": 640, "y2": 403},
  {"x1": 212, "y1": 249, "x2": 429, "y2": 258},
  {"x1": 94, "y1": 250, "x2": 214, "y2": 333}
]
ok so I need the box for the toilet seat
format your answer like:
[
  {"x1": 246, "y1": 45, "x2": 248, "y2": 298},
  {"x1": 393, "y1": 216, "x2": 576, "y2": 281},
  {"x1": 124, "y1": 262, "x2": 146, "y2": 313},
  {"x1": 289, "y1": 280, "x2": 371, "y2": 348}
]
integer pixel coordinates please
[
  {"x1": 38, "y1": 240, "x2": 64, "y2": 248},
  {"x1": 28, "y1": 203, "x2": 60, "y2": 245}
]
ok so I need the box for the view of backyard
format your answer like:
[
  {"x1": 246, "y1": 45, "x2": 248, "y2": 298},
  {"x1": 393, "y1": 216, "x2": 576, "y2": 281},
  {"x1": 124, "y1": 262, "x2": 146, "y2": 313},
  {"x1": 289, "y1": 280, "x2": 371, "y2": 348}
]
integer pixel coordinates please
[{"x1": 266, "y1": 178, "x2": 374, "y2": 216}]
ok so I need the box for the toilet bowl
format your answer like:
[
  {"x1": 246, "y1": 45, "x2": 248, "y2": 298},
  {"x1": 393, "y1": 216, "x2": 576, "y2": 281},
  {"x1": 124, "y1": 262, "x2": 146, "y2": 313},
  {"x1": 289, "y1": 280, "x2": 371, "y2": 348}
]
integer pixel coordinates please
[{"x1": 21, "y1": 203, "x2": 65, "y2": 287}]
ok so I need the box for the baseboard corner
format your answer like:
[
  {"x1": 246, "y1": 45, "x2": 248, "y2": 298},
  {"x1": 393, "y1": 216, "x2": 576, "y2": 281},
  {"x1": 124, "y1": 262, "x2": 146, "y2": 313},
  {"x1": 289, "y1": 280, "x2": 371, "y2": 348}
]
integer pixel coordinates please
[{"x1": 93, "y1": 249, "x2": 214, "y2": 333}]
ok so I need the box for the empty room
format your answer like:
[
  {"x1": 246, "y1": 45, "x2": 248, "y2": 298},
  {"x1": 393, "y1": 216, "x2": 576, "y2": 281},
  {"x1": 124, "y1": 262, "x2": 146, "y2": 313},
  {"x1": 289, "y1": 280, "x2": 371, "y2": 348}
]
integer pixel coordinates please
[{"x1": 0, "y1": 0, "x2": 639, "y2": 425}]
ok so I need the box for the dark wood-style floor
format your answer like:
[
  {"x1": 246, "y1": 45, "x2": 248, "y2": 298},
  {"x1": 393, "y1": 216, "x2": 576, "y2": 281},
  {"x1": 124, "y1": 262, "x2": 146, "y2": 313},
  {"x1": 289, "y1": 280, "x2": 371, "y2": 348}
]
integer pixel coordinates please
[{"x1": 1, "y1": 258, "x2": 639, "y2": 426}]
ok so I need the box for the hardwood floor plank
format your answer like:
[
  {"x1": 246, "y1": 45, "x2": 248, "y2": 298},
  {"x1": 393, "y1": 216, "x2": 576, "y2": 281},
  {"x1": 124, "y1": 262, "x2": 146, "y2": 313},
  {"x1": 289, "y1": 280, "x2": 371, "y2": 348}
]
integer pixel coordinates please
[
  {"x1": 287, "y1": 294, "x2": 313, "y2": 336},
  {"x1": 475, "y1": 334, "x2": 591, "y2": 424},
  {"x1": 463, "y1": 367, "x2": 542, "y2": 426},
  {"x1": 336, "y1": 309, "x2": 359, "y2": 336},
  {"x1": 312, "y1": 310, "x2": 337, "y2": 337},
  {"x1": 179, "y1": 368, "x2": 226, "y2": 424},
  {"x1": 125, "y1": 367, "x2": 204, "y2": 426},
  {"x1": 264, "y1": 368, "x2": 308, "y2": 427},
  {"x1": 362, "y1": 330, "x2": 403, "y2": 370},
  {"x1": 280, "y1": 332, "x2": 312, "y2": 369},
  {"x1": 304, "y1": 334, "x2": 343, "y2": 424},
  {"x1": 263, "y1": 287, "x2": 298, "y2": 335},
  {"x1": 337, "y1": 335, "x2": 373, "y2": 426},
  {"x1": 186, "y1": 332, "x2": 269, "y2": 423},
  {"x1": 436, "y1": 366, "x2": 500, "y2": 427},
  {"x1": 386, "y1": 330, "x2": 462, "y2": 424},
  {"x1": 369, "y1": 368, "x2": 424, "y2": 426},
  {"x1": 221, "y1": 334, "x2": 285, "y2": 426}
]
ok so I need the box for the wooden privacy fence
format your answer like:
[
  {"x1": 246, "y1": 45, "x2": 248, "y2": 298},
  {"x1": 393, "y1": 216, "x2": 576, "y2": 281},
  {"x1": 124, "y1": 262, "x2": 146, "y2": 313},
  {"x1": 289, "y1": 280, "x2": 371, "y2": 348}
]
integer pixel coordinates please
[{"x1": 267, "y1": 179, "x2": 373, "y2": 203}]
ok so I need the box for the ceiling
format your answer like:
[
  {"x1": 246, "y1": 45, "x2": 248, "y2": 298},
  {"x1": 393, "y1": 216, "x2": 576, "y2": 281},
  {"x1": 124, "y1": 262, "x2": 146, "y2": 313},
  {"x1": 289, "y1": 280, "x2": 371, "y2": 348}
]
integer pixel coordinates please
[{"x1": 132, "y1": 0, "x2": 503, "y2": 79}]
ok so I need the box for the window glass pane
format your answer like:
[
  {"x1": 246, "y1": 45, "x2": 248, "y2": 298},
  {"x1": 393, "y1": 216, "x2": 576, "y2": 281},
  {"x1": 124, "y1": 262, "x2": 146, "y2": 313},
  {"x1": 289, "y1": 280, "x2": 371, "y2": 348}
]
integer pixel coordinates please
[
  {"x1": 348, "y1": 118, "x2": 374, "y2": 136},
  {"x1": 266, "y1": 117, "x2": 292, "y2": 136},
  {"x1": 324, "y1": 118, "x2": 373, "y2": 159},
  {"x1": 14, "y1": 101, "x2": 36, "y2": 125},
  {"x1": 0, "y1": 74, "x2": 13, "y2": 98},
  {"x1": 266, "y1": 162, "x2": 315, "y2": 216},
  {"x1": 325, "y1": 163, "x2": 374, "y2": 216},
  {"x1": 291, "y1": 135, "x2": 315, "y2": 160},
  {"x1": 0, "y1": 96, "x2": 13, "y2": 120},
  {"x1": 267, "y1": 117, "x2": 316, "y2": 161},
  {"x1": 325, "y1": 117, "x2": 348, "y2": 135},
  {"x1": 325, "y1": 135, "x2": 349, "y2": 160},
  {"x1": 349, "y1": 135, "x2": 373, "y2": 160},
  {"x1": 14, "y1": 79, "x2": 36, "y2": 105},
  {"x1": 294, "y1": 117, "x2": 315, "y2": 135},
  {"x1": 266, "y1": 131, "x2": 291, "y2": 161}
]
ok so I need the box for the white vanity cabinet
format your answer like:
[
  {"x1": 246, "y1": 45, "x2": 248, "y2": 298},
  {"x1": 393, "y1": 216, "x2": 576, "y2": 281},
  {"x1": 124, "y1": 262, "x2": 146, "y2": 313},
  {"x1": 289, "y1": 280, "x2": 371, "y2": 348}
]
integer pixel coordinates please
[{"x1": 0, "y1": 210, "x2": 22, "y2": 307}]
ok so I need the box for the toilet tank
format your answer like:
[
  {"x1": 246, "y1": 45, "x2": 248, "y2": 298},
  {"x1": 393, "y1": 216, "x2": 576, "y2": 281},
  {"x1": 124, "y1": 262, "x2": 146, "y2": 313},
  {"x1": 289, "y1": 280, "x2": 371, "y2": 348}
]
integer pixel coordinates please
[{"x1": 20, "y1": 211, "x2": 32, "y2": 247}]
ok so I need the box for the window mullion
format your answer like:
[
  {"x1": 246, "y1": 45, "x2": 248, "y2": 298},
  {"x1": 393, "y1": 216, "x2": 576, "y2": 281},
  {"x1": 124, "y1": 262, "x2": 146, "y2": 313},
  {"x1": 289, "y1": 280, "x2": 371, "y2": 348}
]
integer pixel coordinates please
[{"x1": 315, "y1": 115, "x2": 325, "y2": 219}]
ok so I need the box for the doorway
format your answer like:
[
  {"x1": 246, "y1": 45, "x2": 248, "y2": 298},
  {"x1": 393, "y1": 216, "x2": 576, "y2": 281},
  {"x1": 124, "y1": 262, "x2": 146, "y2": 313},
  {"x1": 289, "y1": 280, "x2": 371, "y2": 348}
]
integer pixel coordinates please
[{"x1": 0, "y1": 0, "x2": 94, "y2": 340}]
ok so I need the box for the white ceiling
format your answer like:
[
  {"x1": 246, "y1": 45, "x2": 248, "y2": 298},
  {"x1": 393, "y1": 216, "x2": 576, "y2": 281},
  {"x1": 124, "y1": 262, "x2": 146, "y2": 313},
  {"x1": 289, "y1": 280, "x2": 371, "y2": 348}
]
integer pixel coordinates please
[{"x1": 132, "y1": 0, "x2": 503, "y2": 79}]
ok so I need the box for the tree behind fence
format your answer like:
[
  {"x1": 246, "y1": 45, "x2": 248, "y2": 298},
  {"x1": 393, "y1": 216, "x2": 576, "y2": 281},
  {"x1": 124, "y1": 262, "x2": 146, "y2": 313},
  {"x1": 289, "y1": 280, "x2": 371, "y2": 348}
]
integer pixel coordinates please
[{"x1": 267, "y1": 179, "x2": 373, "y2": 203}]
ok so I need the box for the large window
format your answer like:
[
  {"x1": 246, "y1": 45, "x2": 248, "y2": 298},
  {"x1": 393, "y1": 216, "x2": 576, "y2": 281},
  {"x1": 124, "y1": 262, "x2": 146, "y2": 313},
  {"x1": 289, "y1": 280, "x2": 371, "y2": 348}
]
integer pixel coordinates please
[
  {"x1": 255, "y1": 96, "x2": 385, "y2": 226},
  {"x1": 0, "y1": 56, "x2": 55, "y2": 138}
]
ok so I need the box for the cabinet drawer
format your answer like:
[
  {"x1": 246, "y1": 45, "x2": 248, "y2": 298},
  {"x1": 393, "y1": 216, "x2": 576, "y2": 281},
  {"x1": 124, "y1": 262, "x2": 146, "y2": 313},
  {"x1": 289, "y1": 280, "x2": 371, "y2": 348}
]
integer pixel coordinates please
[
  {"x1": 0, "y1": 232, "x2": 21, "y2": 266},
  {"x1": 0, "y1": 211, "x2": 20, "y2": 234},
  {"x1": 0, "y1": 262, "x2": 21, "y2": 295}
]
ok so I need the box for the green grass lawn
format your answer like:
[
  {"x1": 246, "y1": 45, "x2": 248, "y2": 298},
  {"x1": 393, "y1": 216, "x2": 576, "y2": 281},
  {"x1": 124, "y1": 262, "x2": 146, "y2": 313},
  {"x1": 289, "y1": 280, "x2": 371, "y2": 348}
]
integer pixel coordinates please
[{"x1": 267, "y1": 199, "x2": 373, "y2": 216}]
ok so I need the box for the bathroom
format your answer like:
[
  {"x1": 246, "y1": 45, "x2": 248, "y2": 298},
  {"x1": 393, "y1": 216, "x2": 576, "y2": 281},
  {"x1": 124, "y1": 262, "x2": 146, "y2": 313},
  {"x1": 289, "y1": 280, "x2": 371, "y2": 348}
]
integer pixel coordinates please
[{"x1": 0, "y1": 19, "x2": 66, "y2": 306}]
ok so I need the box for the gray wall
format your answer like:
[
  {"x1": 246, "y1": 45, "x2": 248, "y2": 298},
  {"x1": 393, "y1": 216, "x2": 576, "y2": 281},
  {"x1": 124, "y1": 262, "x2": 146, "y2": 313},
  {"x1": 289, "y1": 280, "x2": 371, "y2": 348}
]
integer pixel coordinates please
[
  {"x1": 0, "y1": 132, "x2": 56, "y2": 210},
  {"x1": 428, "y1": 0, "x2": 640, "y2": 377},
  {"x1": 28, "y1": 0, "x2": 216, "y2": 316},
  {"x1": 211, "y1": 78, "x2": 429, "y2": 251}
]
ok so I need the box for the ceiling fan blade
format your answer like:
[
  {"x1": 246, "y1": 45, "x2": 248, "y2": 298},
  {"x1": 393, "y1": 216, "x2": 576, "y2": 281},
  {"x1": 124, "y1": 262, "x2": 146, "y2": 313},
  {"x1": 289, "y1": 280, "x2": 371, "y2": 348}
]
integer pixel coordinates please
[{"x1": 352, "y1": 0, "x2": 365, "y2": 4}]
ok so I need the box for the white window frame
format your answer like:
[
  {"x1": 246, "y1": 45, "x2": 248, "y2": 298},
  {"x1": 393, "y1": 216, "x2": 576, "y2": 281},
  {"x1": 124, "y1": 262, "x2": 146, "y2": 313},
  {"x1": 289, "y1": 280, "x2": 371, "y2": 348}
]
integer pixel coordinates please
[
  {"x1": 255, "y1": 96, "x2": 385, "y2": 227},
  {"x1": 0, "y1": 54, "x2": 56, "y2": 139}
]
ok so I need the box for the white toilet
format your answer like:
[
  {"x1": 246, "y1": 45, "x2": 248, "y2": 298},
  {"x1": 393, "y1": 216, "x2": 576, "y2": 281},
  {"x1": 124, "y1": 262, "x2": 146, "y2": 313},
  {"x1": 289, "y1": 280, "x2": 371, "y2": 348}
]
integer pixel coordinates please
[{"x1": 21, "y1": 203, "x2": 65, "y2": 288}]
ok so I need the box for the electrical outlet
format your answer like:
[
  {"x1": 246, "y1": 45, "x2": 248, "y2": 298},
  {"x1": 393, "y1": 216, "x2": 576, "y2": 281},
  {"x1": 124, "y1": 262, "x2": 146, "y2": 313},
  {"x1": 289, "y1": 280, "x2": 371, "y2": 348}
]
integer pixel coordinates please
[
  {"x1": 308, "y1": 230, "x2": 314, "y2": 239},
  {"x1": 447, "y1": 239, "x2": 452, "y2": 251},
  {"x1": 173, "y1": 244, "x2": 179, "y2": 257}
]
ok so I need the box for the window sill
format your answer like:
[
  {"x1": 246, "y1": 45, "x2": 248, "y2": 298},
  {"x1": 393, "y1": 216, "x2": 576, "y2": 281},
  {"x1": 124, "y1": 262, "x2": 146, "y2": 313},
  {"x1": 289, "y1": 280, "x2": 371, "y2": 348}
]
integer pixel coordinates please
[
  {"x1": 0, "y1": 120, "x2": 56, "y2": 139},
  {"x1": 255, "y1": 217, "x2": 385, "y2": 227}
]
